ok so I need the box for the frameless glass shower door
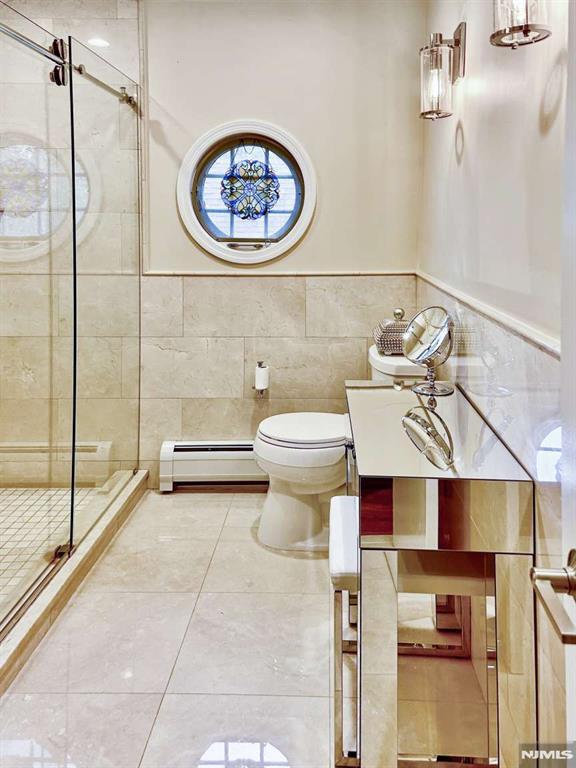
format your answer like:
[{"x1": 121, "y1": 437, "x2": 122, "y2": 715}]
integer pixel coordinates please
[
  {"x1": 68, "y1": 38, "x2": 140, "y2": 544},
  {"x1": 0, "y1": 7, "x2": 141, "y2": 637},
  {"x1": 0, "y1": 4, "x2": 75, "y2": 629}
]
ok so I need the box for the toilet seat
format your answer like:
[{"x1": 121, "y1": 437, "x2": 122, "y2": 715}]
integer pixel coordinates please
[
  {"x1": 257, "y1": 412, "x2": 351, "y2": 450},
  {"x1": 254, "y1": 435, "x2": 346, "y2": 468}
]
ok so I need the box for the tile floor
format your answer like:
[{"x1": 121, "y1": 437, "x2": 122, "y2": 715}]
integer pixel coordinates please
[
  {"x1": 0, "y1": 490, "x2": 333, "y2": 768},
  {"x1": 0, "y1": 488, "x2": 96, "y2": 616}
]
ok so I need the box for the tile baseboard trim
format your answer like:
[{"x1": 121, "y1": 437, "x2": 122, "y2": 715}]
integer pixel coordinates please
[
  {"x1": 417, "y1": 270, "x2": 561, "y2": 359},
  {"x1": 0, "y1": 470, "x2": 148, "y2": 695}
]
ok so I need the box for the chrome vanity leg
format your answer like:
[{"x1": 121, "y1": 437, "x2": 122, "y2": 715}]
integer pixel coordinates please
[
  {"x1": 334, "y1": 588, "x2": 344, "y2": 764},
  {"x1": 334, "y1": 587, "x2": 359, "y2": 767}
]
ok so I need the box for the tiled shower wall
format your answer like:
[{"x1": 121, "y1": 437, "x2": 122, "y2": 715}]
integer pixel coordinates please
[
  {"x1": 0, "y1": 0, "x2": 140, "y2": 485},
  {"x1": 139, "y1": 274, "x2": 417, "y2": 485},
  {"x1": 2, "y1": 0, "x2": 139, "y2": 81}
]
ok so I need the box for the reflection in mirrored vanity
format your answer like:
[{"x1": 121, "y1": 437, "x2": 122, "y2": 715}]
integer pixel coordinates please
[{"x1": 346, "y1": 382, "x2": 535, "y2": 768}]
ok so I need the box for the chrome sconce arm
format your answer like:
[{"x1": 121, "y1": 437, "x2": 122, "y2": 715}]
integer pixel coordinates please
[
  {"x1": 445, "y1": 22, "x2": 467, "y2": 83},
  {"x1": 531, "y1": 549, "x2": 576, "y2": 645}
]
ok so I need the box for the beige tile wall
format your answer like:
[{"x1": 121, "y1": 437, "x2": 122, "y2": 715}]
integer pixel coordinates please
[
  {"x1": 0, "y1": 2, "x2": 139, "y2": 79},
  {"x1": 140, "y1": 274, "x2": 417, "y2": 485},
  {"x1": 0, "y1": 0, "x2": 140, "y2": 487}
]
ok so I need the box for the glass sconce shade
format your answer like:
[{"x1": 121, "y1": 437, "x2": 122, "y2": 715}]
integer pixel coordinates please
[
  {"x1": 420, "y1": 42, "x2": 453, "y2": 120},
  {"x1": 491, "y1": 0, "x2": 551, "y2": 47}
]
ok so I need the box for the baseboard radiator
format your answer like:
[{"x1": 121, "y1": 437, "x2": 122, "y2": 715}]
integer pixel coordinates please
[{"x1": 159, "y1": 440, "x2": 268, "y2": 492}]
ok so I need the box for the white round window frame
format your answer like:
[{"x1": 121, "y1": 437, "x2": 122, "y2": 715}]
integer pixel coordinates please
[{"x1": 176, "y1": 119, "x2": 317, "y2": 265}]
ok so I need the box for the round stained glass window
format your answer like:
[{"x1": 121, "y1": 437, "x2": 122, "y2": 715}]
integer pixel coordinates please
[
  {"x1": 194, "y1": 136, "x2": 303, "y2": 244},
  {"x1": 176, "y1": 121, "x2": 317, "y2": 265}
]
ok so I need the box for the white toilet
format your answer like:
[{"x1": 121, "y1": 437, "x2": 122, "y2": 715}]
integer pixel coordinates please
[
  {"x1": 254, "y1": 412, "x2": 350, "y2": 551},
  {"x1": 254, "y1": 347, "x2": 424, "y2": 551}
]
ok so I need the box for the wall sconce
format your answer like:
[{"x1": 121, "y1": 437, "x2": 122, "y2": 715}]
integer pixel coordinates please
[
  {"x1": 420, "y1": 23, "x2": 466, "y2": 120},
  {"x1": 491, "y1": 0, "x2": 551, "y2": 48}
]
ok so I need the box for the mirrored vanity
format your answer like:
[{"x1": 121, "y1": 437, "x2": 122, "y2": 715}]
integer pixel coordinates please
[{"x1": 346, "y1": 382, "x2": 536, "y2": 768}]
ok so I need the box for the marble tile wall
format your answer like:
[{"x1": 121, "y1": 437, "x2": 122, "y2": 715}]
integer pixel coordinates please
[
  {"x1": 416, "y1": 277, "x2": 564, "y2": 747},
  {"x1": 140, "y1": 275, "x2": 417, "y2": 486},
  {"x1": 0, "y1": 0, "x2": 140, "y2": 487}
]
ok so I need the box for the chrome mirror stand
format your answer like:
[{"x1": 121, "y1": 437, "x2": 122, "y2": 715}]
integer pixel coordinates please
[
  {"x1": 412, "y1": 363, "x2": 455, "y2": 399},
  {"x1": 402, "y1": 306, "x2": 455, "y2": 400}
]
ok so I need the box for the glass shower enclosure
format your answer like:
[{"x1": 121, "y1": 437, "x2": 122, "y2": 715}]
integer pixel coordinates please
[{"x1": 0, "y1": 3, "x2": 140, "y2": 638}]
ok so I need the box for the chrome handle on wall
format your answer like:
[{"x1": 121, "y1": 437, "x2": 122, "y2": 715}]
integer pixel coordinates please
[{"x1": 531, "y1": 549, "x2": 576, "y2": 645}]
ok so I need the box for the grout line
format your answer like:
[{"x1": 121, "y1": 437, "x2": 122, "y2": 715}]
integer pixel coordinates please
[
  {"x1": 136, "y1": 490, "x2": 232, "y2": 768},
  {"x1": 6, "y1": 689, "x2": 334, "y2": 699},
  {"x1": 304, "y1": 275, "x2": 308, "y2": 337},
  {"x1": 179, "y1": 276, "x2": 184, "y2": 337},
  {"x1": 8, "y1": 490, "x2": 332, "y2": 764}
]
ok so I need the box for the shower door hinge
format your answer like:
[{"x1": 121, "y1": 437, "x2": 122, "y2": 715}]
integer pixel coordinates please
[{"x1": 49, "y1": 38, "x2": 68, "y2": 86}]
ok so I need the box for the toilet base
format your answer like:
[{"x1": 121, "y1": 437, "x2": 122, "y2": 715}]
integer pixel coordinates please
[{"x1": 258, "y1": 478, "x2": 337, "y2": 551}]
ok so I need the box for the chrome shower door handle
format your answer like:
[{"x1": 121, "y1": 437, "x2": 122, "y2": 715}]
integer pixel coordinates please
[{"x1": 531, "y1": 549, "x2": 576, "y2": 645}]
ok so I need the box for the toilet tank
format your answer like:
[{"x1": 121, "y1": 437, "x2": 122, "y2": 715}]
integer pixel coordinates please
[{"x1": 368, "y1": 344, "x2": 424, "y2": 382}]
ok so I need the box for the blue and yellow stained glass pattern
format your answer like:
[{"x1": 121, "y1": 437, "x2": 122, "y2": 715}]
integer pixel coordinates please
[{"x1": 221, "y1": 159, "x2": 280, "y2": 220}]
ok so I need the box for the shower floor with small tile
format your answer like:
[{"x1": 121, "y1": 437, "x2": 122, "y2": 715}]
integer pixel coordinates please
[{"x1": 0, "y1": 487, "x2": 97, "y2": 619}]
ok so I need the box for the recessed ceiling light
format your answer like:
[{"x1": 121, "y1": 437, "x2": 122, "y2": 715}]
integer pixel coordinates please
[{"x1": 87, "y1": 37, "x2": 110, "y2": 48}]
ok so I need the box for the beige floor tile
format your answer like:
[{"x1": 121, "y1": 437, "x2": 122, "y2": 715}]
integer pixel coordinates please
[
  {"x1": 203, "y1": 528, "x2": 329, "y2": 594},
  {"x1": 0, "y1": 692, "x2": 161, "y2": 768},
  {"x1": 398, "y1": 656, "x2": 486, "y2": 704},
  {"x1": 11, "y1": 592, "x2": 197, "y2": 693},
  {"x1": 168, "y1": 593, "x2": 330, "y2": 696},
  {"x1": 398, "y1": 699, "x2": 489, "y2": 758},
  {"x1": 397, "y1": 593, "x2": 448, "y2": 646},
  {"x1": 224, "y1": 492, "x2": 266, "y2": 527},
  {"x1": 142, "y1": 490, "x2": 233, "y2": 512},
  {"x1": 83, "y1": 536, "x2": 216, "y2": 592},
  {"x1": 360, "y1": 674, "x2": 397, "y2": 768},
  {"x1": 140, "y1": 693, "x2": 329, "y2": 768},
  {"x1": 119, "y1": 490, "x2": 230, "y2": 541}
]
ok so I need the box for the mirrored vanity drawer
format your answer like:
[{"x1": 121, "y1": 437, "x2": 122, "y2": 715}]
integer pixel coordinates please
[
  {"x1": 360, "y1": 548, "x2": 536, "y2": 767},
  {"x1": 346, "y1": 383, "x2": 536, "y2": 767},
  {"x1": 360, "y1": 476, "x2": 533, "y2": 553},
  {"x1": 346, "y1": 384, "x2": 534, "y2": 554}
]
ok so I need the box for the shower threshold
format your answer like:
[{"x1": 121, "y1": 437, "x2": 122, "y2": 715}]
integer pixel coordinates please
[{"x1": 0, "y1": 471, "x2": 148, "y2": 693}]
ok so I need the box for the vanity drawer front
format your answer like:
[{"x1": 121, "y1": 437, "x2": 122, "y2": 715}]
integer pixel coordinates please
[
  {"x1": 359, "y1": 549, "x2": 536, "y2": 767},
  {"x1": 359, "y1": 476, "x2": 534, "y2": 555}
]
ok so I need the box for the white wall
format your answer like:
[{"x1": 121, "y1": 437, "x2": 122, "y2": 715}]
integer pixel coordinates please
[
  {"x1": 419, "y1": 0, "x2": 570, "y2": 747},
  {"x1": 419, "y1": 0, "x2": 569, "y2": 340},
  {"x1": 142, "y1": 0, "x2": 425, "y2": 274}
]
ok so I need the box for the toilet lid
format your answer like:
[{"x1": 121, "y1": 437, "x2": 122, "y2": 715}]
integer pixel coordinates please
[{"x1": 257, "y1": 412, "x2": 350, "y2": 449}]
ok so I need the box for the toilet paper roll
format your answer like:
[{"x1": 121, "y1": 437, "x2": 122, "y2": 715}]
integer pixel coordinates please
[{"x1": 254, "y1": 364, "x2": 269, "y2": 391}]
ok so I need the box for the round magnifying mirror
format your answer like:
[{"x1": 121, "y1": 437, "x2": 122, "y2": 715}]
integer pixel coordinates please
[
  {"x1": 402, "y1": 406, "x2": 454, "y2": 471},
  {"x1": 403, "y1": 306, "x2": 455, "y2": 397}
]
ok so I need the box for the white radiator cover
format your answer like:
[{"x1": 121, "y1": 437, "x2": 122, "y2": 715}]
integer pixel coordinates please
[{"x1": 159, "y1": 440, "x2": 268, "y2": 492}]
